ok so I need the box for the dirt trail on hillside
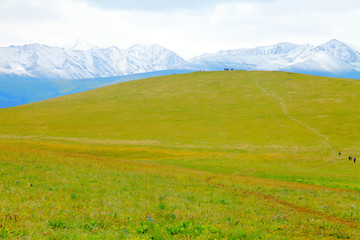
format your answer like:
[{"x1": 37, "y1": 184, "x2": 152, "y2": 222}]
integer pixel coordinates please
[
  {"x1": 205, "y1": 176, "x2": 358, "y2": 228},
  {"x1": 254, "y1": 80, "x2": 334, "y2": 151},
  {"x1": 0, "y1": 141, "x2": 356, "y2": 194},
  {"x1": 254, "y1": 80, "x2": 343, "y2": 170}
]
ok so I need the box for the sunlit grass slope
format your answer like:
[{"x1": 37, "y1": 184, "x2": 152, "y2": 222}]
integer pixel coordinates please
[{"x1": 1, "y1": 71, "x2": 360, "y2": 239}]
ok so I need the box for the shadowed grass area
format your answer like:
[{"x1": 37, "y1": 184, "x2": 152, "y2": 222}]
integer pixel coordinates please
[{"x1": 0, "y1": 70, "x2": 360, "y2": 238}]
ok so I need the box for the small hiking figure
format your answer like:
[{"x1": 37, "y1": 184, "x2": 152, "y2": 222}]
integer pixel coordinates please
[
  {"x1": 339, "y1": 152, "x2": 341, "y2": 156},
  {"x1": 354, "y1": 157, "x2": 357, "y2": 164},
  {"x1": 349, "y1": 156, "x2": 352, "y2": 161}
]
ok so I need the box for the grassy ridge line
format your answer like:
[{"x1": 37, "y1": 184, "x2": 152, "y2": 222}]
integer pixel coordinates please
[
  {"x1": 2, "y1": 135, "x2": 334, "y2": 185},
  {"x1": 1, "y1": 138, "x2": 356, "y2": 194},
  {"x1": 0, "y1": 134, "x2": 319, "y2": 152},
  {"x1": 0, "y1": 133, "x2": 359, "y2": 192}
]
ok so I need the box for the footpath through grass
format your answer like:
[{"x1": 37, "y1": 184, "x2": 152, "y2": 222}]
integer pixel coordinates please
[{"x1": 0, "y1": 71, "x2": 360, "y2": 239}]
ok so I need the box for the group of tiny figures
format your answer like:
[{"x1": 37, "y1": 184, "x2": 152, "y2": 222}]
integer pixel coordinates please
[{"x1": 339, "y1": 152, "x2": 357, "y2": 163}]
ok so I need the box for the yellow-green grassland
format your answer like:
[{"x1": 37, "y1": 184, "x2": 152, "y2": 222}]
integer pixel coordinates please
[{"x1": 1, "y1": 71, "x2": 360, "y2": 239}]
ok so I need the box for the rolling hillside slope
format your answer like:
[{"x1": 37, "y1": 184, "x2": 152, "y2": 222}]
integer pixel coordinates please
[
  {"x1": 1, "y1": 71, "x2": 360, "y2": 239},
  {"x1": 2, "y1": 71, "x2": 359, "y2": 151}
]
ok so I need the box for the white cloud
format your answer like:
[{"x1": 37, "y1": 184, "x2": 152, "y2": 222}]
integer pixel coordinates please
[
  {"x1": 72, "y1": 0, "x2": 272, "y2": 11},
  {"x1": 0, "y1": 0, "x2": 65, "y2": 22},
  {"x1": 0, "y1": 0, "x2": 360, "y2": 59}
]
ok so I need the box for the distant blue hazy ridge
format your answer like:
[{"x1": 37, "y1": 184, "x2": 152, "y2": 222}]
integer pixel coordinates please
[{"x1": 0, "y1": 70, "x2": 192, "y2": 108}]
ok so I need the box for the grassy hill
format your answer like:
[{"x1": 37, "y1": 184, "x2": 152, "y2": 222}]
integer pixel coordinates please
[{"x1": 1, "y1": 71, "x2": 360, "y2": 239}]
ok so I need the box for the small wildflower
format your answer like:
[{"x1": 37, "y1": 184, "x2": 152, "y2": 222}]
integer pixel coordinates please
[{"x1": 147, "y1": 215, "x2": 154, "y2": 222}]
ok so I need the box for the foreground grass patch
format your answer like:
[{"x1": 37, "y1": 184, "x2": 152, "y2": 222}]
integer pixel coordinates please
[{"x1": 1, "y1": 144, "x2": 360, "y2": 239}]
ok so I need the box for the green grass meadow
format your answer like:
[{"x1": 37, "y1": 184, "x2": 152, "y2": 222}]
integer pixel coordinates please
[{"x1": 1, "y1": 71, "x2": 360, "y2": 239}]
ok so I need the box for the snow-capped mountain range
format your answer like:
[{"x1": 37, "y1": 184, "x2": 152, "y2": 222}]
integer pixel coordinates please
[
  {"x1": 1, "y1": 39, "x2": 360, "y2": 80},
  {"x1": 190, "y1": 39, "x2": 360, "y2": 79},
  {"x1": 0, "y1": 40, "x2": 187, "y2": 80}
]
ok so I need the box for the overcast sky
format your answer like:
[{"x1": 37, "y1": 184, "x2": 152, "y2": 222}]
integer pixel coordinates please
[{"x1": 1, "y1": 0, "x2": 360, "y2": 58}]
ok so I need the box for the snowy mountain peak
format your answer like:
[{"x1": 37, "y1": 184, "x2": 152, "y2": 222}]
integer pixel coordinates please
[
  {"x1": 127, "y1": 44, "x2": 187, "y2": 68},
  {"x1": 323, "y1": 38, "x2": 346, "y2": 45},
  {"x1": 316, "y1": 39, "x2": 360, "y2": 63},
  {"x1": 71, "y1": 39, "x2": 98, "y2": 51},
  {"x1": 317, "y1": 39, "x2": 350, "y2": 51}
]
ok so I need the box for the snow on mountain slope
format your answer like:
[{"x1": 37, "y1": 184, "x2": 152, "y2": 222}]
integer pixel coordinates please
[
  {"x1": 189, "y1": 42, "x2": 311, "y2": 71},
  {"x1": 189, "y1": 40, "x2": 360, "y2": 78},
  {"x1": 128, "y1": 43, "x2": 186, "y2": 71},
  {"x1": 315, "y1": 39, "x2": 360, "y2": 64},
  {"x1": 0, "y1": 42, "x2": 188, "y2": 80},
  {"x1": 283, "y1": 51, "x2": 354, "y2": 73}
]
